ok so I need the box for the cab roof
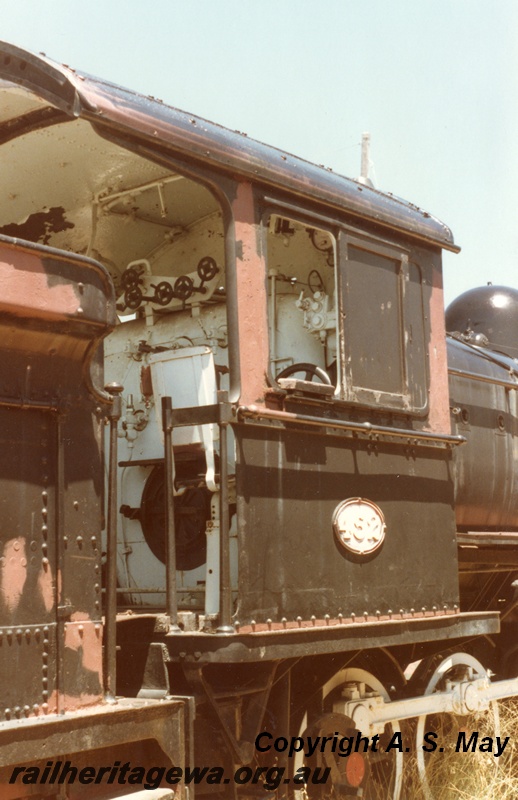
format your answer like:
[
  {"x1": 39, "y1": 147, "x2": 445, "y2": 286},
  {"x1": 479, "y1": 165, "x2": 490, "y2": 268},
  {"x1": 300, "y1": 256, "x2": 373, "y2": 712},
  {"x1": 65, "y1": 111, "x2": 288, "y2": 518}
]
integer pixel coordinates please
[{"x1": 0, "y1": 41, "x2": 458, "y2": 252}]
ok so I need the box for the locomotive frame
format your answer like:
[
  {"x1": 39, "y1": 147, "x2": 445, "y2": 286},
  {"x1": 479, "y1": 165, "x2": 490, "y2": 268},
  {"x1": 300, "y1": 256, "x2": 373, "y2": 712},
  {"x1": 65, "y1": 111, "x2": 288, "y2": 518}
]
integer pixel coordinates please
[{"x1": 0, "y1": 41, "x2": 518, "y2": 799}]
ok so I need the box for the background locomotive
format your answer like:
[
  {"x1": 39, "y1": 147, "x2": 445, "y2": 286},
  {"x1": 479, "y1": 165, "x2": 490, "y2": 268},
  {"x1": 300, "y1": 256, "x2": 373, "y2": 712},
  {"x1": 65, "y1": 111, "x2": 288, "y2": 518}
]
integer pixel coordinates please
[{"x1": 0, "y1": 41, "x2": 517, "y2": 799}]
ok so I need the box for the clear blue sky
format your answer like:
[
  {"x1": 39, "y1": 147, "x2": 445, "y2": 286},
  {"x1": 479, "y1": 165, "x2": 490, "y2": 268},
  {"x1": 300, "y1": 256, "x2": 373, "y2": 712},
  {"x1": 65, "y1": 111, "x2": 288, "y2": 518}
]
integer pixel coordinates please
[{"x1": 1, "y1": 0, "x2": 516, "y2": 305}]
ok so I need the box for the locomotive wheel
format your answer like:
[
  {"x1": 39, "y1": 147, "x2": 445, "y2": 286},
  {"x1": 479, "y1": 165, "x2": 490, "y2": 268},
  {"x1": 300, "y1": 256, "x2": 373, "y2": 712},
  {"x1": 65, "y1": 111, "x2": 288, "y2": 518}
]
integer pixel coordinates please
[
  {"x1": 292, "y1": 667, "x2": 403, "y2": 799},
  {"x1": 416, "y1": 653, "x2": 500, "y2": 800}
]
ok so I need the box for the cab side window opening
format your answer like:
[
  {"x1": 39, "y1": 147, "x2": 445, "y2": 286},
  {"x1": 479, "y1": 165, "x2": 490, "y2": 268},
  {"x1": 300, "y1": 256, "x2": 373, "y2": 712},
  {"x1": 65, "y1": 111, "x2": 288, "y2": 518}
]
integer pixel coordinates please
[
  {"x1": 263, "y1": 214, "x2": 429, "y2": 415},
  {"x1": 265, "y1": 215, "x2": 339, "y2": 391}
]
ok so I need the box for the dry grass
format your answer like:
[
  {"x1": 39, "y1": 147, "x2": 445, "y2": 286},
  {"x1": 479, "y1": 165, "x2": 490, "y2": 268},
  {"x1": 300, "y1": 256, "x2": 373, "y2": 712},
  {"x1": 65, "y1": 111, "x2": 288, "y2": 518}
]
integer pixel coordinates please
[{"x1": 402, "y1": 699, "x2": 518, "y2": 800}]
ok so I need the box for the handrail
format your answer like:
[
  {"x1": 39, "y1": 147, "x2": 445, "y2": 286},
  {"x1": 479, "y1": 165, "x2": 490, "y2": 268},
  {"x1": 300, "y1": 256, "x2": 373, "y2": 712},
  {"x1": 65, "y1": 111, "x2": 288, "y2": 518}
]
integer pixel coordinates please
[{"x1": 237, "y1": 405, "x2": 466, "y2": 446}]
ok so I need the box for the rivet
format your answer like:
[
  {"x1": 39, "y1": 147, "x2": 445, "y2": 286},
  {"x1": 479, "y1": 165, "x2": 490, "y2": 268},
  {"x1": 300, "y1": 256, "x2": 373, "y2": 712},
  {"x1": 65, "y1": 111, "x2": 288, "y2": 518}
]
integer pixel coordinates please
[
  {"x1": 351, "y1": 612, "x2": 356, "y2": 621},
  {"x1": 311, "y1": 615, "x2": 316, "y2": 626},
  {"x1": 4, "y1": 708, "x2": 11, "y2": 719},
  {"x1": 78, "y1": 625, "x2": 84, "y2": 635},
  {"x1": 23, "y1": 705, "x2": 30, "y2": 717},
  {"x1": 338, "y1": 613, "x2": 343, "y2": 623},
  {"x1": 42, "y1": 557, "x2": 49, "y2": 566},
  {"x1": 411, "y1": 608, "x2": 415, "y2": 616},
  {"x1": 251, "y1": 619, "x2": 256, "y2": 631},
  {"x1": 42, "y1": 678, "x2": 48, "y2": 687},
  {"x1": 41, "y1": 509, "x2": 48, "y2": 521},
  {"x1": 324, "y1": 614, "x2": 330, "y2": 625},
  {"x1": 42, "y1": 491, "x2": 48, "y2": 503},
  {"x1": 363, "y1": 611, "x2": 368, "y2": 621},
  {"x1": 14, "y1": 706, "x2": 21, "y2": 718},
  {"x1": 33, "y1": 704, "x2": 40, "y2": 715},
  {"x1": 296, "y1": 616, "x2": 302, "y2": 628},
  {"x1": 94, "y1": 583, "x2": 100, "y2": 593},
  {"x1": 42, "y1": 703, "x2": 49, "y2": 713},
  {"x1": 76, "y1": 535, "x2": 83, "y2": 546},
  {"x1": 42, "y1": 691, "x2": 48, "y2": 700},
  {"x1": 266, "y1": 618, "x2": 272, "y2": 631},
  {"x1": 281, "y1": 617, "x2": 287, "y2": 629},
  {"x1": 25, "y1": 629, "x2": 31, "y2": 639},
  {"x1": 235, "y1": 621, "x2": 240, "y2": 632},
  {"x1": 422, "y1": 607, "x2": 426, "y2": 614},
  {"x1": 73, "y1": 501, "x2": 79, "y2": 510},
  {"x1": 376, "y1": 610, "x2": 381, "y2": 619}
]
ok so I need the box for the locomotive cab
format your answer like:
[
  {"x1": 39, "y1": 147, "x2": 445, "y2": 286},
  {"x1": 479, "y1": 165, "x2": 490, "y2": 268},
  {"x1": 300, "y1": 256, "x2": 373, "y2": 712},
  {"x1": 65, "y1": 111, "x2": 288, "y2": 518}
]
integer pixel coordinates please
[{"x1": 0, "y1": 44, "x2": 477, "y2": 633}]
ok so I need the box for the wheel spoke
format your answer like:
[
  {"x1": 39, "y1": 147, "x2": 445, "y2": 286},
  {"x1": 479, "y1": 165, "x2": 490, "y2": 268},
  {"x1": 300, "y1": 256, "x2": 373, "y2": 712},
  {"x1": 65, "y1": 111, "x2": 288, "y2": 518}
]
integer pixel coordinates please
[
  {"x1": 292, "y1": 667, "x2": 402, "y2": 799},
  {"x1": 416, "y1": 653, "x2": 500, "y2": 800}
]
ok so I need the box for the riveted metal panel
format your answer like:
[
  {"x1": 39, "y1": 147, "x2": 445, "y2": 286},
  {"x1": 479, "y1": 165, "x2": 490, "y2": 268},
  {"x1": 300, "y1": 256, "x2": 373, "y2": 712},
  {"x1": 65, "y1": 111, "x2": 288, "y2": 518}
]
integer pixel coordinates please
[
  {"x1": 235, "y1": 423, "x2": 459, "y2": 626},
  {"x1": 0, "y1": 623, "x2": 57, "y2": 719}
]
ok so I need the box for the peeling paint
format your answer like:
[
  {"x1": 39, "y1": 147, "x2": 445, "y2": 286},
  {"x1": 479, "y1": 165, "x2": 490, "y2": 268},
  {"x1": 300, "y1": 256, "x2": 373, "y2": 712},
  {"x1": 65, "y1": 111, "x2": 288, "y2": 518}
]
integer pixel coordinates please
[{"x1": 0, "y1": 206, "x2": 74, "y2": 244}]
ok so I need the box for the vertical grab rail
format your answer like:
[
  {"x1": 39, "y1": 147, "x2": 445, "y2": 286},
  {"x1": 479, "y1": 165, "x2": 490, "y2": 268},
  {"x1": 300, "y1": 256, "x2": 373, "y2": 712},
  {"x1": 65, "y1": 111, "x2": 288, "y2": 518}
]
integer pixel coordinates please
[
  {"x1": 162, "y1": 393, "x2": 234, "y2": 634},
  {"x1": 104, "y1": 382, "x2": 123, "y2": 701},
  {"x1": 217, "y1": 391, "x2": 234, "y2": 633},
  {"x1": 162, "y1": 396, "x2": 181, "y2": 634}
]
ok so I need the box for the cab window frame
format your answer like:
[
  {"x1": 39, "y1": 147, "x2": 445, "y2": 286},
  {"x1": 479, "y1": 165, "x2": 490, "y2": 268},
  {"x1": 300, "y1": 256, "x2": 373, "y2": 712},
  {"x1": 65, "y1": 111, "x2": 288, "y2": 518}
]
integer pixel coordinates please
[{"x1": 337, "y1": 229, "x2": 429, "y2": 415}]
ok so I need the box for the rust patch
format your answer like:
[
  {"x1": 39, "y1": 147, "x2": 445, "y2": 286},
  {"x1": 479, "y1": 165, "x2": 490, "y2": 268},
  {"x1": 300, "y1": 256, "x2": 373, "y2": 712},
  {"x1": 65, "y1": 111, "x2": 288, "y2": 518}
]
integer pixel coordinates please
[
  {"x1": 46, "y1": 688, "x2": 102, "y2": 714},
  {"x1": 0, "y1": 206, "x2": 74, "y2": 245},
  {"x1": 0, "y1": 245, "x2": 79, "y2": 318},
  {"x1": 0, "y1": 537, "x2": 27, "y2": 612},
  {"x1": 37, "y1": 561, "x2": 55, "y2": 613},
  {"x1": 65, "y1": 613, "x2": 103, "y2": 678},
  {"x1": 232, "y1": 181, "x2": 269, "y2": 404},
  {"x1": 426, "y1": 258, "x2": 451, "y2": 434}
]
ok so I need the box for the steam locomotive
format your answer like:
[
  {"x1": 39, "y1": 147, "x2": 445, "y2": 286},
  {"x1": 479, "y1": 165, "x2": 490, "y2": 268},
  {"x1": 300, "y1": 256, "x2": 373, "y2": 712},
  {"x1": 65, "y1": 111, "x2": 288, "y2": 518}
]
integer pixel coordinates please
[{"x1": 0, "y1": 41, "x2": 517, "y2": 799}]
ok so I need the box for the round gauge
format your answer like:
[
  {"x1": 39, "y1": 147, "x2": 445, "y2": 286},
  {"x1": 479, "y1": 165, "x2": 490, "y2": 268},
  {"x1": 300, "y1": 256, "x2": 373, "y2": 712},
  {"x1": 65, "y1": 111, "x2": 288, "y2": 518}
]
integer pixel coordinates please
[{"x1": 310, "y1": 229, "x2": 333, "y2": 252}]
